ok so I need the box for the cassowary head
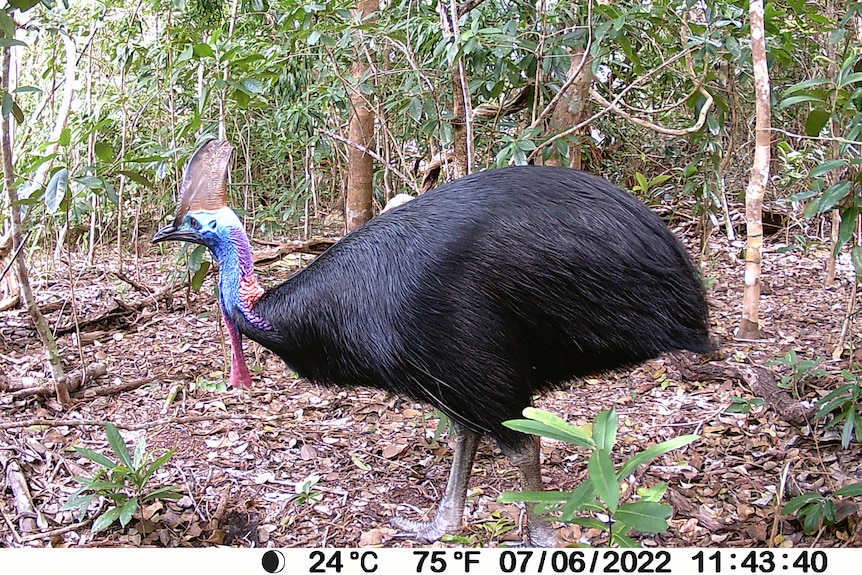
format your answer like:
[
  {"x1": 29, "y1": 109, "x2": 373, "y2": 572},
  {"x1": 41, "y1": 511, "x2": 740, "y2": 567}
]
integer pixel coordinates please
[
  {"x1": 152, "y1": 139, "x2": 239, "y2": 253},
  {"x1": 153, "y1": 139, "x2": 259, "y2": 388}
]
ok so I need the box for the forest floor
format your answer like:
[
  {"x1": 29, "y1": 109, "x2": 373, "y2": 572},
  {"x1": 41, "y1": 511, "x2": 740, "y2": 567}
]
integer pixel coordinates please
[{"x1": 1, "y1": 225, "x2": 862, "y2": 549}]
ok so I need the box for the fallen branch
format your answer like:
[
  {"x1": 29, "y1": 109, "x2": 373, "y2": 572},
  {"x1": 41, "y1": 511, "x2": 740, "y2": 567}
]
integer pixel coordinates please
[
  {"x1": 7, "y1": 363, "x2": 107, "y2": 399},
  {"x1": 76, "y1": 376, "x2": 156, "y2": 398},
  {"x1": 253, "y1": 238, "x2": 338, "y2": 267},
  {"x1": 1, "y1": 448, "x2": 44, "y2": 536},
  {"x1": 673, "y1": 357, "x2": 815, "y2": 428},
  {"x1": 0, "y1": 411, "x2": 300, "y2": 431},
  {"x1": 20, "y1": 522, "x2": 86, "y2": 543}
]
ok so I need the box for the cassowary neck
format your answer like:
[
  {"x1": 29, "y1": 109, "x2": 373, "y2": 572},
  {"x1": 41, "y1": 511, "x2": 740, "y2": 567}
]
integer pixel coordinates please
[{"x1": 214, "y1": 226, "x2": 271, "y2": 388}]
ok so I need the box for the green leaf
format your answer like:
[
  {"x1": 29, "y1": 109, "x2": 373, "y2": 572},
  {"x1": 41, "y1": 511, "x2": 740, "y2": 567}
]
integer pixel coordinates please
[
  {"x1": 119, "y1": 170, "x2": 155, "y2": 189},
  {"x1": 72, "y1": 445, "x2": 116, "y2": 469},
  {"x1": 59, "y1": 128, "x2": 71, "y2": 147},
  {"x1": 191, "y1": 260, "x2": 211, "y2": 291},
  {"x1": 118, "y1": 497, "x2": 138, "y2": 526},
  {"x1": 837, "y1": 209, "x2": 858, "y2": 253},
  {"x1": 177, "y1": 45, "x2": 194, "y2": 63},
  {"x1": 504, "y1": 408, "x2": 595, "y2": 449},
  {"x1": 782, "y1": 493, "x2": 822, "y2": 514},
  {"x1": 851, "y1": 246, "x2": 862, "y2": 282},
  {"x1": 92, "y1": 507, "x2": 122, "y2": 533},
  {"x1": 566, "y1": 516, "x2": 610, "y2": 531},
  {"x1": 192, "y1": 43, "x2": 214, "y2": 58},
  {"x1": 561, "y1": 481, "x2": 599, "y2": 521},
  {"x1": 834, "y1": 482, "x2": 862, "y2": 497},
  {"x1": 44, "y1": 168, "x2": 68, "y2": 214},
  {"x1": 497, "y1": 490, "x2": 570, "y2": 504},
  {"x1": 94, "y1": 141, "x2": 114, "y2": 163},
  {"x1": 615, "y1": 501, "x2": 673, "y2": 533},
  {"x1": 839, "y1": 72, "x2": 862, "y2": 88},
  {"x1": 232, "y1": 88, "x2": 251, "y2": 109},
  {"x1": 779, "y1": 94, "x2": 828, "y2": 109},
  {"x1": 143, "y1": 485, "x2": 183, "y2": 502},
  {"x1": 10, "y1": 98, "x2": 23, "y2": 123},
  {"x1": 0, "y1": 37, "x2": 27, "y2": 47},
  {"x1": 810, "y1": 159, "x2": 848, "y2": 178},
  {"x1": 60, "y1": 494, "x2": 94, "y2": 512},
  {"x1": 70, "y1": 478, "x2": 124, "y2": 492},
  {"x1": 141, "y1": 449, "x2": 176, "y2": 485},
  {"x1": 0, "y1": 10, "x2": 14, "y2": 38},
  {"x1": 241, "y1": 78, "x2": 264, "y2": 94},
  {"x1": 106, "y1": 424, "x2": 132, "y2": 469},
  {"x1": 805, "y1": 109, "x2": 831, "y2": 137},
  {"x1": 593, "y1": 409, "x2": 618, "y2": 452},
  {"x1": 802, "y1": 506, "x2": 824, "y2": 534},
  {"x1": 1, "y1": 93, "x2": 11, "y2": 119},
  {"x1": 588, "y1": 450, "x2": 619, "y2": 513},
  {"x1": 817, "y1": 181, "x2": 852, "y2": 213},
  {"x1": 7, "y1": 0, "x2": 42, "y2": 12},
  {"x1": 104, "y1": 181, "x2": 119, "y2": 206},
  {"x1": 841, "y1": 414, "x2": 856, "y2": 448},
  {"x1": 133, "y1": 438, "x2": 147, "y2": 470},
  {"x1": 617, "y1": 435, "x2": 698, "y2": 480}
]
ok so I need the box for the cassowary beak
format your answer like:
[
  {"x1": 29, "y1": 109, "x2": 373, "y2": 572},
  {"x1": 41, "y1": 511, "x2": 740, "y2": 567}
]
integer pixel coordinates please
[{"x1": 151, "y1": 224, "x2": 204, "y2": 245}]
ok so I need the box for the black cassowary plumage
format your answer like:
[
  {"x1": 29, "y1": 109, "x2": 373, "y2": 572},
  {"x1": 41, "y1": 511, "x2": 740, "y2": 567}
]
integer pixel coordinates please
[{"x1": 154, "y1": 140, "x2": 712, "y2": 546}]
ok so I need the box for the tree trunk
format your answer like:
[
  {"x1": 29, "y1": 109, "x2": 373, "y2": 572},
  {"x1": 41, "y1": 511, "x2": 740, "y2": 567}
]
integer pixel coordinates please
[
  {"x1": 445, "y1": 0, "x2": 472, "y2": 178},
  {"x1": 545, "y1": 48, "x2": 593, "y2": 168},
  {"x1": 737, "y1": 0, "x2": 770, "y2": 341},
  {"x1": 345, "y1": 0, "x2": 378, "y2": 231},
  {"x1": 0, "y1": 44, "x2": 68, "y2": 401}
]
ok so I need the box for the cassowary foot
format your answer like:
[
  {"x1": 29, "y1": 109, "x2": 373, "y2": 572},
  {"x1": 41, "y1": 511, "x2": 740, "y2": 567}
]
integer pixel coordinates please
[
  {"x1": 390, "y1": 514, "x2": 462, "y2": 543},
  {"x1": 525, "y1": 519, "x2": 558, "y2": 547}
]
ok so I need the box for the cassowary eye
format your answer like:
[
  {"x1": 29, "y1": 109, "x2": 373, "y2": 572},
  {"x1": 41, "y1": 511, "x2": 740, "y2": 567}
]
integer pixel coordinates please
[{"x1": 189, "y1": 217, "x2": 201, "y2": 230}]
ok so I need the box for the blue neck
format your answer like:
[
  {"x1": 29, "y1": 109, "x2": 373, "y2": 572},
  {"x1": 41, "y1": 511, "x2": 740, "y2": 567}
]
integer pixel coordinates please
[{"x1": 214, "y1": 227, "x2": 272, "y2": 331}]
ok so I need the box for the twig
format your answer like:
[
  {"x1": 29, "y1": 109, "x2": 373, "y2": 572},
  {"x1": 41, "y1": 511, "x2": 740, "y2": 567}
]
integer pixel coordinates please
[
  {"x1": 19, "y1": 522, "x2": 86, "y2": 543},
  {"x1": 321, "y1": 129, "x2": 419, "y2": 193},
  {"x1": 0, "y1": 505, "x2": 22, "y2": 544},
  {"x1": 832, "y1": 246, "x2": 859, "y2": 361},
  {"x1": 529, "y1": 48, "x2": 696, "y2": 161},
  {"x1": 0, "y1": 411, "x2": 300, "y2": 432},
  {"x1": 113, "y1": 269, "x2": 154, "y2": 295},
  {"x1": 0, "y1": 229, "x2": 31, "y2": 284}
]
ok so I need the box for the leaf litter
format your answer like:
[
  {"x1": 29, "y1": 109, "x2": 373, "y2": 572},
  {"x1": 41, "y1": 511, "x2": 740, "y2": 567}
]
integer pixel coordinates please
[{"x1": 0, "y1": 233, "x2": 861, "y2": 548}]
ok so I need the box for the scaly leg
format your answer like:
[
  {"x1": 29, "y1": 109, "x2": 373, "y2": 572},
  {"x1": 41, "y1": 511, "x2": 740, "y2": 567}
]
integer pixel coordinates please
[
  {"x1": 500, "y1": 435, "x2": 558, "y2": 547},
  {"x1": 391, "y1": 421, "x2": 481, "y2": 542}
]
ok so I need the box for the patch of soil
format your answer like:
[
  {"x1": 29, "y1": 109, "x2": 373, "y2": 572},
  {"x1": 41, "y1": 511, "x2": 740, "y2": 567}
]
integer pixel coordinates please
[{"x1": 1, "y1": 233, "x2": 861, "y2": 548}]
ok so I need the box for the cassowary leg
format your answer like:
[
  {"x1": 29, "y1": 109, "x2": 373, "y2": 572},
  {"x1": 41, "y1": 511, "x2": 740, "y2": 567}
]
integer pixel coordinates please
[
  {"x1": 390, "y1": 421, "x2": 480, "y2": 542},
  {"x1": 500, "y1": 436, "x2": 558, "y2": 547}
]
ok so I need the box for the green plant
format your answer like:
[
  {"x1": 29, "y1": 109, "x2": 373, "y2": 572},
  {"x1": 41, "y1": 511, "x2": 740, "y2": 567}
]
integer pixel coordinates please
[
  {"x1": 288, "y1": 474, "x2": 323, "y2": 507},
  {"x1": 480, "y1": 510, "x2": 517, "y2": 540},
  {"x1": 815, "y1": 370, "x2": 862, "y2": 448},
  {"x1": 62, "y1": 423, "x2": 182, "y2": 533},
  {"x1": 191, "y1": 376, "x2": 227, "y2": 393},
  {"x1": 630, "y1": 172, "x2": 672, "y2": 198},
  {"x1": 775, "y1": 233, "x2": 821, "y2": 255},
  {"x1": 767, "y1": 350, "x2": 829, "y2": 396},
  {"x1": 499, "y1": 407, "x2": 697, "y2": 547},
  {"x1": 725, "y1": 396, "x2": 766, "y2": 414},
  {"x1": 425, "y1": 409, "x2": 450, "y2": 446},
  {"x1": 782, "y1": 482, "x2": 862, "y2": 534}
]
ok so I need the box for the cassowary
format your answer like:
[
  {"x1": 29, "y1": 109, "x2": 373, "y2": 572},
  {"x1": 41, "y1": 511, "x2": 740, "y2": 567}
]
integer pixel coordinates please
[{"x1": 153, "y1": 139, "x2": 712, "y2": 546}]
